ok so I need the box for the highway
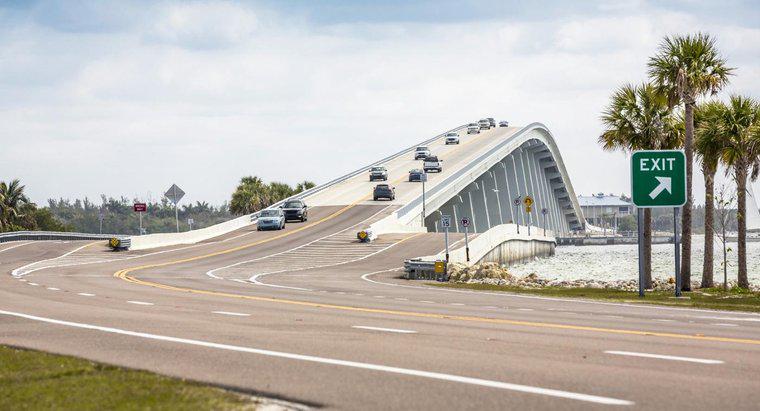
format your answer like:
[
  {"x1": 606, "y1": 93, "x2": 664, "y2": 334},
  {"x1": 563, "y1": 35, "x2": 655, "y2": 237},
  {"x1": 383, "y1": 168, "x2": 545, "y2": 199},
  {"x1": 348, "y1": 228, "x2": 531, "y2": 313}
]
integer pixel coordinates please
[{"x1": 2, "y1": 126, "x2": 760, "y2": 410}]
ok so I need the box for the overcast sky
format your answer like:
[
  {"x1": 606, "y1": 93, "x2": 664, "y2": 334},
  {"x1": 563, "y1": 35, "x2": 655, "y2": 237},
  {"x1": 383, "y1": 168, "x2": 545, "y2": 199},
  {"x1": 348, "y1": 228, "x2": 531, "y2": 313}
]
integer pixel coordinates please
[{"x1": 2, "y1": 0, "x2": 759, "y2": 207}]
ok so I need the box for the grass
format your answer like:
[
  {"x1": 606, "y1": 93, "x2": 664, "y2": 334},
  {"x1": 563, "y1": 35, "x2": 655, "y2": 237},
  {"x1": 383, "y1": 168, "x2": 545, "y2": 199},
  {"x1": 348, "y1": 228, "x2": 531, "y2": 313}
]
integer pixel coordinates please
[
  {"x1": 0, "y1": 345, "x2": 257, "y2": 410},
  {"x1": 429, "y1": 282, "x2": 760, "y2": 312}
]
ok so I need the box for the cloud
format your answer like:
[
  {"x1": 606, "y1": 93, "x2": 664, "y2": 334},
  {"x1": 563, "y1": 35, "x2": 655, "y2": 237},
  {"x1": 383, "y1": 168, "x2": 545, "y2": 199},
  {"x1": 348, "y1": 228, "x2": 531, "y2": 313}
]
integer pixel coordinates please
[{"x1": 1, "y1": 1, "x2": 759, "y2": 206}]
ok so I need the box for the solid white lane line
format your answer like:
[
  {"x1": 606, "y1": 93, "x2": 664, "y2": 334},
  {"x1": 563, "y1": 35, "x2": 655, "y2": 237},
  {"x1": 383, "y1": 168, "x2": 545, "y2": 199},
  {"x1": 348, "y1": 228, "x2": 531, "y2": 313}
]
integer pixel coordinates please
[
  {"x1": 604, "y1": 351, "x2": 723, "y2": 365},
  {"x1": 0, "y1": 309, "x2": 634, "y2": 406},
  {"x1": 712, "y1": 323, "x2": 738, "y2": 327},
  {"x1": 127, "y1": 301, "x2": 154, "y2": 306},
  {"x1": 249, "y1": 274, "x2": 312, "y2": 291},
  {"x1": 212, "y1": 311, "x2": 250, "y2": 317},
  {"x1": 419, "y1": 300, "x2": 435, "y2": 304},
  {"x1": 698, "y1": 316, "x2": 760, "y2": 322},
  {"x1": 46, "y1": 287, "x2": 60, "y2": 291},
  {"x1": 352, "y1": 326, "x2": 417, "y2": 334},
  {"x1": 0, "y1": 241, "x2": 33, "y2": 253},
  {"x1": 77, "y1": 293, "x2": 95, "y2": 297}
]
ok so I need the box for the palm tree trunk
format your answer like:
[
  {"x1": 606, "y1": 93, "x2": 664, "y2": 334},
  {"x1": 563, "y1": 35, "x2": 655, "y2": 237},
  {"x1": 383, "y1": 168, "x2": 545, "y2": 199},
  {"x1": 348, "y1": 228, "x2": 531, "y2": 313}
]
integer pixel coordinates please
[
  {"x1": 701, "y1": 163, "x2": 715, "y2": 288},
  {"x1": 736, "y1": 165, "x2": 749, "y2": 289},
  {"x1": 644, "y1": 208, "x2": 653, "y2": 288},
  {"x1": 681, "y1": 101, "x2": 694, "y2": 291}
]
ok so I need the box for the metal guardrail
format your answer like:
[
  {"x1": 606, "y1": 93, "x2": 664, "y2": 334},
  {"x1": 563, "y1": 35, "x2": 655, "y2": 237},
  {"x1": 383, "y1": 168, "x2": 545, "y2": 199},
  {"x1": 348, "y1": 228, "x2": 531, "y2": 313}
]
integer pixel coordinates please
[
  {"x1": 0, "y1": 231, "x2": 119, "y2": 244},
  {"x1": 403, "y1": 259, "x2": 448, "y2": 281}
]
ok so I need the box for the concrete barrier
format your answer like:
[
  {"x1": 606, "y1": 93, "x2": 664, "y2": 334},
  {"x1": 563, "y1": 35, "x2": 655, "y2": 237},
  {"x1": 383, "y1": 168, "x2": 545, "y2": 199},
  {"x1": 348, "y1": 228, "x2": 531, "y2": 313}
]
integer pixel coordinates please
[
  {"x1": 128, "y1": 214, "x2": 253, "y2": 250},
  {"x1": 419, "y1": 223, "x2": 555, "y2": 266}
]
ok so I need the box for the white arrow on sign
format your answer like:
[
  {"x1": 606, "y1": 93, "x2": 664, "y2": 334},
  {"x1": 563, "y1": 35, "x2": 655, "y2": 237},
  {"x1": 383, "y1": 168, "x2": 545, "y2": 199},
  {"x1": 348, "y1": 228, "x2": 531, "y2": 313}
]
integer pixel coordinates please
[{"x1": 649, "y1": 176, "x2": 672, "y2": 199}]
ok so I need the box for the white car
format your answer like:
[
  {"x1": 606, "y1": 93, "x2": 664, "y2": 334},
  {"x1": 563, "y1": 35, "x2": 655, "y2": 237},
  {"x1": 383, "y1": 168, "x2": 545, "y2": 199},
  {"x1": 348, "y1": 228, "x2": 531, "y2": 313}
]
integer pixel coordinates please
[
  {"x1": 467, "y1": 125, "x2": 480, "y2": 134},
  {"x1": 478, "y1": 119, "x2": 490, "y2": 130},
  {"x1": 444, "y1": 132, "x2": 460, "y2": 145},
  {"x1": 423, "y1": 155, "x2": 443, "y2": 172},
  {"x1": 414, "y1": 146, "x2": 431, "y2": 160}
]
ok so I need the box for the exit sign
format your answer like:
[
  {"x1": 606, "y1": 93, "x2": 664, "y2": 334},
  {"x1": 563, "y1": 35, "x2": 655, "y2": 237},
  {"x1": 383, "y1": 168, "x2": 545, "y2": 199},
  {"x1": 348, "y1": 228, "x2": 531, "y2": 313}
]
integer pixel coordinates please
[{"x1": 630, "y1": 150, "x2": 686, "y2": 208}]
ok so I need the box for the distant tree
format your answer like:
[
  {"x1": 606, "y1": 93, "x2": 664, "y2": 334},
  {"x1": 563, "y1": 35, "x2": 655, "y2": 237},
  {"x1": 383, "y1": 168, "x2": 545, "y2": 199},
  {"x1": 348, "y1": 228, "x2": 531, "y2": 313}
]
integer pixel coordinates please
[
  {"x1": 711, "y1": 184, "x2": 735, "y2": 291},
  {"x1": 0, "y1": 179, "x2": 33, "y2": 231},
  {"x1": 648, "y1": 32, "x2": 734, "y2": 291},
  {"x1": 230, "y1": 176, "x2": 270, "y2": 215},
  {"x1": 295, "y1": 180, "x2": 316, "y2": 193}
]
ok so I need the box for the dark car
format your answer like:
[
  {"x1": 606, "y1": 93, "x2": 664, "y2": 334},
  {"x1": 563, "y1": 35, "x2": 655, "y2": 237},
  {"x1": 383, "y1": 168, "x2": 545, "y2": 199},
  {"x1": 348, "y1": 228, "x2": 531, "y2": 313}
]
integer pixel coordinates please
[
  {"x1": 281, "y1": 200, "x2": 308, "y2": 222},
  {"x1": 487, "y1": 117, "x2": 496, "y2": 127},
  {"x1": 373, "y1": 184, "x2": 395, "y2": 201},
  {"x1": 408, "y1": 169, "x2": 426, "y2": 182}
]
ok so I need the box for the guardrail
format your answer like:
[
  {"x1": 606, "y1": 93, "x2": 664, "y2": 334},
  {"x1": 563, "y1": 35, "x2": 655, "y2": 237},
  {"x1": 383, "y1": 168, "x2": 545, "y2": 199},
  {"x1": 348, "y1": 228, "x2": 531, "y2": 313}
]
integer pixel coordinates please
[
  {"x1": 0, "y1": 231, "x2": 118, "y2": 243},
  {"x1": 403, "y1": 259, "x2": 448, "y2": 281}
]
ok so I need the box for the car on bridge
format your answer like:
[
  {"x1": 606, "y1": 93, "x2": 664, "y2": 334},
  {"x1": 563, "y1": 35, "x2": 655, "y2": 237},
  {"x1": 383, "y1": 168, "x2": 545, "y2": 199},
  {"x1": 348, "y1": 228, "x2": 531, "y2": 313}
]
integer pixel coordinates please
[
  {"x1": 444, "y1": 132, "x2": 460, "y2": 145},
  {"x1": 281, "y1": 200, "x2": 308, "y2": 222},
  {"x1": 487, "y1": 118, "x2": 496, "y2": 127},
  {"x1": 467, "y1": 125, "x2": 480, "y2": 134},
  {"x1": 408, "y1": 169, "x2": 425, "y2": 182},
  {"x1": 373, "y1": 184, "x2": 396, "y2": 201},
  {"x1": 368, "y1": 166, "x2": 388, "y2": 181},
  {"x1": 423, "y1": 155, "x2": 443, "y2": 173},
  {"x1": 499, "y1": 120, "x2": 509, "y2": 127},
  {"x1": 478, "y1": 119, "x2": 490, "y2": 130},
  {"x1": 414, "y1": 146, "x2": 431, "y2": 160},
  {"x1": 257, "y1": 208, "x2": 285, "y2": 230}
]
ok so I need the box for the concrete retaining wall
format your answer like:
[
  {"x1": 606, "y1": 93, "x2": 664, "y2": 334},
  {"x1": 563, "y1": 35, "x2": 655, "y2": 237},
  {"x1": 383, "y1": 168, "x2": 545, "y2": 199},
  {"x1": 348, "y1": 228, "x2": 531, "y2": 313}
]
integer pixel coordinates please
[
  {"x1": 420, "y1": 223, "x2": 555, "y2": 265},
  {"x1": 128, "y1": 214, "x2": 253, "y2": 250}
]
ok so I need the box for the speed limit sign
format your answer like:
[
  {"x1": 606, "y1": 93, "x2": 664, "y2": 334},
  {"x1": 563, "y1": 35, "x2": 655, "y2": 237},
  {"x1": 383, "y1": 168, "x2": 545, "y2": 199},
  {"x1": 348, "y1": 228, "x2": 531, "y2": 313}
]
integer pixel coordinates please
[{"x1": 441, "y1": 215, "x2": 452, "y2": 228}]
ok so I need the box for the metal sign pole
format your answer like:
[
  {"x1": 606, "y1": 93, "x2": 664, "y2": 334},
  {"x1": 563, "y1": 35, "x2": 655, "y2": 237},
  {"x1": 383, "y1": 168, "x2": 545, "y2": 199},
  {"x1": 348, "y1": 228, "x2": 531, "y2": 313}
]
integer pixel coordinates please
[
  {"x1": 674, "y1": 207, "x2": 682, "y2": 297},
  {"x1": 464, "y1": 225, "x2": 470, "y2": 262},
  {"x1": 139, "y1": 211, "x2": 143, "y2": 235},
  {"x1": 175, "y1": 204, "x2": 179, "y2": 233},
  {"x1": 637, "y1": 210, "x2": 645, "y2": 297},
  {"x1": 421, "y1": 178, "x2": 426, "y2": 227},
  {"x1": 444, "y1": 225, "x2": 450, "y2": 263}
]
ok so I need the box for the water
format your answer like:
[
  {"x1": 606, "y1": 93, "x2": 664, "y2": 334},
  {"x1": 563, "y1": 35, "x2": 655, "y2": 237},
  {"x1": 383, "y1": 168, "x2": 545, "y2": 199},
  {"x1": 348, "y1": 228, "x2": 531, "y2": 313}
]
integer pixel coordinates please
[{"x1": 511, "y1": 235, "x2": 760, "y2": 286}]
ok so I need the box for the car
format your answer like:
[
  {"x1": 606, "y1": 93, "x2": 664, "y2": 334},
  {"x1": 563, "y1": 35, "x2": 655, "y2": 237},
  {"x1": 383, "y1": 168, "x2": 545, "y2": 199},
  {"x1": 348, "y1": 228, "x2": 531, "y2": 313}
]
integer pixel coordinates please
[
  {"x1": 373, "y1": 184, "x2": 396, "y2": 201},
  {"x1": 467, "y1": 125, "x2": 480, "y2": 134},
  {"x1": 499, "y1": 120, "x2": 509, "y2": 127},
  {"x1": 423, "y1": 155, "x2": 443, "y2": 172},
  {"x1": 369, "y1": 166, "x2": 388, "y2": 181},
  {"x1": 257, "y1": 208, "x2": 285, "y2": 230},
  {"x1": 487, "y1": 118, "x2": 496, "y2": 127},
  {"x1": 478, "y1": 119, "x2": 490, "y2": 130},
  {"x1": 281, "y1": 199, "x2": 308, "y2": 222},
  {"x1": 414, "y1": 146, "x2": 431, "y2": 160},
  {"x1": 408, "y1": 168, "x2": 426, "y2": 182},
  {"x1": 445, "y1": 133, "x2": 460, "y2": 145},
  {"x1": 467, "y1": 122, "x2": 478, "y2": 127}
]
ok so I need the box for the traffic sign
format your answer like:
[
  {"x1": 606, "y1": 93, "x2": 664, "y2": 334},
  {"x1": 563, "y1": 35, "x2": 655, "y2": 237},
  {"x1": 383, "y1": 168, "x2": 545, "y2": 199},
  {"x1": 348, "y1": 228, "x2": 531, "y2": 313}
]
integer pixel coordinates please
[
  {"x1": 631, "y1": 150, "x2": 686, "y2": 208},
  {"x1": 133, "y1": 203, "x2": 147, "y2": 212},
  {"x1": 441, "y1": 215, "x2": 451, "y2": 228},
  {"x1": 165, "y1": 184, "x2": 185, "y2": 205},
  {"x1": 513, "y1": 196, "x2": 521, "y2": 206},
  {"x1": 460, "y1": 217, "x2": 470, "y2": 228},
  {"x1": 523, "y1": 195, "x2": 534, "y2": 208},
  {"x1": 541, "y1": 208, "x2": 548, "y2": 215}
]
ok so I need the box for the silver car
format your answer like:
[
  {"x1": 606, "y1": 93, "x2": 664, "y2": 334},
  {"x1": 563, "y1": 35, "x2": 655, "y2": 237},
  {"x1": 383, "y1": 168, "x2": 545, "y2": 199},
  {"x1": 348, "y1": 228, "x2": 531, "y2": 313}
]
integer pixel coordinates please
[
  {"x1": 414, "y1": 146, "x2": 431, "y2": 160},
  {"x1": 478, "y1": 119, "x2": 490, "y2": 130},
  {"x1": 257, "y1": 208, "x2": 285, "y2": 231},
  {"x1": 467, "y1": 125, "x2": 480, "y2": 134},
  {"x1": 369, "y1": 166, "x2": 388, "y2": 181},
  {"x1": 445, "y1": 134, "x2": 460, "y2": 145}
]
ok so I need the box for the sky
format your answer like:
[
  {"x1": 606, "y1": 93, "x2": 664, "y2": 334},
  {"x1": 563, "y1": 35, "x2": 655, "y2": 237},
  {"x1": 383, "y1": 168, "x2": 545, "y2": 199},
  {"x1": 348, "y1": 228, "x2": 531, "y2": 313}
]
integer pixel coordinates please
[{"x1": 2, "y1": 0, "x2": 759, "y2": 207}]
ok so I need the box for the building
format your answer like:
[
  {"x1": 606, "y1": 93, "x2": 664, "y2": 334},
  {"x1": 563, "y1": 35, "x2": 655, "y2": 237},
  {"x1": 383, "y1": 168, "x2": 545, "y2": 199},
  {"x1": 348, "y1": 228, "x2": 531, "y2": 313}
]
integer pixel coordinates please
[{"x1": 577, "y1": 193, "x2": 634, "y2": 227}]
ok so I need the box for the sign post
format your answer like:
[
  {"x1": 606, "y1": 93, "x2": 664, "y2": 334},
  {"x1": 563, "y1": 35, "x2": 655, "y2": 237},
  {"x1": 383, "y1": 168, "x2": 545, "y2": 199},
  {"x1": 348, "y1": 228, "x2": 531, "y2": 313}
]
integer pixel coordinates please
[
  {"x1": 513, "y1": 196, "x2": 521, "y2": 234},
  {"x1": 441, "y1": 214, "x2": 451, "y2": 262},
  {"x1": 461, "y1": 217, "x2": 471, "y2": 262},
  {"x1": 420, "y1": 173, "x2": 428, "y2": 227},
  {"x1": 164, "y1": 184, "x2": 186, "y2": 233},
  {"x1": 133, "y1": 203, "x2": 147, "y2": 235},
  {"x1": 541, "y1": 208, "x2": 548, "y2": 236},
  {"x1": 187, "y1": 218, "x2": 194, "y2": 231},
  {"x1": 523, "y1": 195, "x2": 534, "y2": 236},
  {"x1": 631, "y1": 150, "x2": 687, "y2": 297}
]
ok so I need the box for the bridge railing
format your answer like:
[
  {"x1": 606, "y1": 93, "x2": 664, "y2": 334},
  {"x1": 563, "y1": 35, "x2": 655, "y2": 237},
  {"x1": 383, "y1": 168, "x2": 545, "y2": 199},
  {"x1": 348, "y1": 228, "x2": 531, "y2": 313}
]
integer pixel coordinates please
[{"x1": 0, "y1": 231, "x2": 121, "y2": 243}]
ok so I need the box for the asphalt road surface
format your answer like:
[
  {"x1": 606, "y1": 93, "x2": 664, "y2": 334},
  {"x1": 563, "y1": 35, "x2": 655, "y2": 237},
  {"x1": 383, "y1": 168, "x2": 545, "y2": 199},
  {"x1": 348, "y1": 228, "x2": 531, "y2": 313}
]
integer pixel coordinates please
[{"x1": 3, "y1": 202, "x2": 760, "y2": 410}]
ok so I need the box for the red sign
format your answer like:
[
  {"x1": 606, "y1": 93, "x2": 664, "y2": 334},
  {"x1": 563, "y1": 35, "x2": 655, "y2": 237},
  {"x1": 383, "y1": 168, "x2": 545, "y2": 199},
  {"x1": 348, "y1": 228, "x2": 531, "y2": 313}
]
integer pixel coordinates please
[{"x1": 133, "y1": 203, "x2": 147, "y2": 212}]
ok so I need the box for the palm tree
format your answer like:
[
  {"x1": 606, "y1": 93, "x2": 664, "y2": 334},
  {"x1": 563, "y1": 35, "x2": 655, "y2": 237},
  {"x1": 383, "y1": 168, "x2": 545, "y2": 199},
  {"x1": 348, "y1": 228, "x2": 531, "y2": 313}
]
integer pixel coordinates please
[
  {"x1": 694, "y1": 101, "x2": 728, "y2": 288},
  {"x1": 717, "y1": 96, "x2": 760, "y2": 288},
  {"x1": 0, "y1": 179, "x2": 33, "y2": 231},
  {"x1": 230, "y1": 176, "x2": 269, "y2": 215},
  {"x1": 599, "y1": 83, "x2": 683, "y2": 288},
  {"x1": 295, "y1": 180, "x2": 316, "y2": 193},
  {"x1": 648, "y1": 33, "x2": 734, "y2": 291}
]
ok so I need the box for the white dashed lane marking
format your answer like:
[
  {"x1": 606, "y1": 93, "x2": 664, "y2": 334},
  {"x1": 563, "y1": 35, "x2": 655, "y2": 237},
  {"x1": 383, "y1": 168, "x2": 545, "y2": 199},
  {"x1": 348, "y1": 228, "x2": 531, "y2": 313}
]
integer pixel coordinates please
[
  {"x1": 352, "y1": 325, "x2": 418, "y2": 334},
  {"x1": 127, "y1": 301, "x2": 154, "y2": 306},
  {"x1": 212, "y1": 311, "x2": 250, "y2": 317},
  {"x1": 46, "y1": 287, "x2": 60, "y2": 291},
  {"x1": 713, "y1": 323, "x2": 739, "y2": 327},
  {"x1": 604, "y1": 351, "x2": 724, "y2": 364},
  {"x1": 77, "y1": 293, "x2": 95, "y2": 297}
]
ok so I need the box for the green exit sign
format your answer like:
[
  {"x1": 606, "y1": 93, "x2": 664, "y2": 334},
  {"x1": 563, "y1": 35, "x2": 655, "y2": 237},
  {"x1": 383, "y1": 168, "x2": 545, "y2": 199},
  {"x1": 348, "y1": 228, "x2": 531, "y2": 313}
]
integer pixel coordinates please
[{"x1": 630, "y1": 150, "x2": 686, "y2": 208}]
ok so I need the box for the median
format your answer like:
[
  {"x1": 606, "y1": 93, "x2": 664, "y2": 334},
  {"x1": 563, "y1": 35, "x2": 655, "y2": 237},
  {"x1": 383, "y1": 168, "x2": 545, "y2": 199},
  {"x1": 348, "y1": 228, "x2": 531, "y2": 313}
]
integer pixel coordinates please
[{"x1": 427, "y1": 262, "x2": 760, "y2": 312}]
